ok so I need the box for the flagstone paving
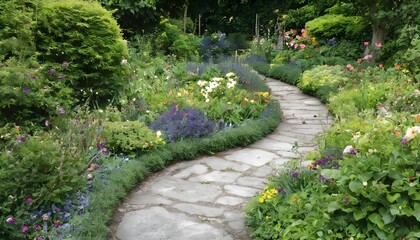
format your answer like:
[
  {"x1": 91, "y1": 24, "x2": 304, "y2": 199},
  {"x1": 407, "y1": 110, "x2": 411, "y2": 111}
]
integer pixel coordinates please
[{"x1": 108, "y1": 78, "x2": 331, "y2": 240}]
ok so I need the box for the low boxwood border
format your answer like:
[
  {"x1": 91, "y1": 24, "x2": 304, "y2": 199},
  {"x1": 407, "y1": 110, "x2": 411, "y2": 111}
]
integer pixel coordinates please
[{"x1": 67, "y1": 100, "x2": 281, "y2": 239}]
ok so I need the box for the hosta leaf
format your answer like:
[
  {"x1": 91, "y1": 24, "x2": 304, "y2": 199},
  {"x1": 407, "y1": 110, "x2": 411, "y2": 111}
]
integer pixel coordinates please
[
  {"x1": 353, "y1": 210, "x2": 367, "y2": 220},
  {"x1": 327, "y1": 201, "x2": 339, "y2": 213},
  {"x1": 349, "y1": 181, "x2": 363, "y2": 192},
  {"x1": 386, "y1": 193, "x2": 401, "y2": 203}
]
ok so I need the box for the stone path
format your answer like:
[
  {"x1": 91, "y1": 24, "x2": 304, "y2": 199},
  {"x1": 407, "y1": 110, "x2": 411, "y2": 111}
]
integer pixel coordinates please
[{"x1": 108, "y1": 78, "x2": 331, "y2": 240}]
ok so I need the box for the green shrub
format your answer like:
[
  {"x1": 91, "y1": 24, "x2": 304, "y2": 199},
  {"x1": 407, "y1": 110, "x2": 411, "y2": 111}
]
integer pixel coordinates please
[
  {"x1": 226, "y1": 33, "x2": 251, "y2": 50},
  {"x1": 297, "y1": 65, "x2": 346, "y2": 102},
  {"x1": 101, "y1": 121, "x2": 165, "y2": 154},
  {"x1": 156, "y1": 18, "x2": 199, "y2": 60},
  {"x1": 35, "y1": 0, "x2": 129, "y2": 104},
  {"x1": 0, "y1": 59, "x2": 74, "y2": 128},
  {"x1": 305, "y1": 14, "x2": 365, "y2": 41},
  {"x1": 0, "y1": 0, "x2": 39, "y2": 62},
  {"x1": 268, "y1": 64, "x2": 303, "y2": 85}
]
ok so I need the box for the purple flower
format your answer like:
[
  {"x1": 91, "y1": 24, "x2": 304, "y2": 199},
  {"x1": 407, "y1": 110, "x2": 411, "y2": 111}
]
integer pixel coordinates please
[
  {"x1": 51, "y1": 203, "x2": 60, "y2": 213},
  {"x1": 401, "y1": 138, "x2": 408, "y2": 145},
  {"x1": 58, "y1": 108, "x2": 65, "y2": 114},
  {"x1": 48, "y1": 69, "x2": 57, "y2": 75},
  {"x1": 21, "y1": 225, "x2": 28, "y2": 233},
  {"x1": 319, "y1": 175, "x2": 326, "y2": 182},
  {"x1": 276, "y1": 187, "x2": 284, "y2": 193},
  {"x1": 6, "y1": 217, "x2": 16, "y2": 224},
  {"x1": 22, "y1": 86, "x2": 30, "y2": 93},
  {"x1": 62, "y1": 61, "x2": 69, "y2": 67},
  {"x1": 16, "y1": 135, "x2": 26, "y2": 142},
  {"x1": 343, "y1": 197, "x2": 350, "y2": 204},
  {"x1": 291, "y1": 171, "x2": 299, "y2": 178},
  {"x1": 34, "y1": 224, "x2": 42, "y2": 231},
  {"x1": 35, "y1": 236, "x2": 44, "y2": 240},
  {"x1": 26, "y1": 198, "x2": 33, "y2": 204}
]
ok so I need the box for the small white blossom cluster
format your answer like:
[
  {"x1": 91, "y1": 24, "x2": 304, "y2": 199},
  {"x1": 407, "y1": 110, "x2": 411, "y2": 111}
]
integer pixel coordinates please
[{"x1": 197, "y1": 72, "x2": 237, "y2": 103}]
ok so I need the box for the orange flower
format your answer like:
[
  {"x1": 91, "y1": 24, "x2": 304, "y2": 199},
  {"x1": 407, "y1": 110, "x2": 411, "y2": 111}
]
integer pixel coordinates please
[
  {"x1": 416, "y1": 114, "x2": 420, "y2": 123},
  {"x1": 395, "y1": 64, "x2": 401, "y2": 70}
]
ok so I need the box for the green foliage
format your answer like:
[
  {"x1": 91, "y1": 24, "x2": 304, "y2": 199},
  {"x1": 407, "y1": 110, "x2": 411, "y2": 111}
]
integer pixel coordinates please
[
  {"x1": 101, "y1": 121, "x2": 164, "y2": 155},
  {"x1": 35, "y1": 0, "x2": 129, "y2": 104},
  {"x1": 285, "y1": 5, "x2": 319, "y2": 30},
  {"x1": 0, "y1": 0, "x2": 39, "y2": 62},
  {"x1": 0, "y1": 109, "x2": 99, "y2": 238},
  {"x1": 0, "y1": 59, "x2": 74, "y2": 128},
  {"x1": 267, "y1": 64, "x2": 303, "y2": 85},
  {"x1": 306, "y1": 14, "x2": 365, "y2": 41},
  {"x1": 297, "y1": 65, "x2": 346, "y2": 102},
  {"x1": 156, "y1": 18, "x2": 200, "y2": 60}
]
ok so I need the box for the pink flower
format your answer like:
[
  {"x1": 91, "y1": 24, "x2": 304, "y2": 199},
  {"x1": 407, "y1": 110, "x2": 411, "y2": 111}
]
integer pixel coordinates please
[
  {"x1": 62, "y1": 61, "x2": 69, "y2": 67},
  {"x1": 6, "y1": 217, "x2": 16, "y2": 224},
  {"x1": 357, "y1": 58, "x2": 362, "y2": 64},
  {"x1": 21, "y1": 225, "x2": 28, "y2": 233},
  {"x1": 299, "y1": 43, "x2": 306, "y2": 49},
  {"x1": 34, "y1": 224, "x2": 42, "y2": 231},
  {"x1": 296, "y1": 35, "x2": 301, "y2": 40},
  {"x1": 346, "y1": 64, "x2": 354, "y2": 71},
  {"x1": 45, "y1": 120, "x2": 51, "y2": 126},
  {"x1": 58, "y1": 108, "x2": 65, "y2": 114},
  {"x1": 363, "y1": 54, "x2": 373, "y2": 60},
  {"x1": 364, "y1": 41, "x2": 369, "y2": 46},
  {"x1": 379, "y1": 63, "x2": 383, "y2": 69},
  {"x1": 294, "y1": 44, "x2": 298, "y2": 49},
  {"x1": 25, "y1": 198, "x2": 33, "y2": 204},
  {"x1": 374, "y1": 42, "x2": 382, "y2": 48}
]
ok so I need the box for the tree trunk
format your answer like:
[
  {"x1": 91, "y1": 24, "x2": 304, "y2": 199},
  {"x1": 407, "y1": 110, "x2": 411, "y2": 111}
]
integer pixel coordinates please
[{"x1": 183, "y1": 1, "x2": 188, "y2": 33}]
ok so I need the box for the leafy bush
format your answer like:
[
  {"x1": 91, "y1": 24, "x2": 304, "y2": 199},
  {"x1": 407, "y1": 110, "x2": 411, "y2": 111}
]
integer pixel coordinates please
[
  {"x1": 305, "y1": 14, "x2": 366, "y2": 41},
  {"x1": 156, "y1": 18, "x2": 199, "y2": 60},
  {"x1": 0, "y1": 110, "x2": 99, "y2": 239},
  {"x1": 0, "y1": 60, "x2": 74, "y2": 128},
  {"x1": 297, "y1": 65, "x2": 346, "y2": 102},
  {"x1": 199, "y1": 31, "x2": 233, "y2": 61},
  {"x1": 150, "y1": 105, "x2": 216, "y2": 142},
  {"x1": 0, "y1": 0, "x2": 39, "y2": 62},
  {"x1": 101, "y1": 121, "x2": 165, "y2": 154},
  {"x1": 226, "y1": 33, "x2": 251, "y2": 50},
  {"x1": 35, "y1": 0, "x2": 129, "y2": 104},
  {"x1": 267, "y1": 64, "x2": 303, "y2": 85}
]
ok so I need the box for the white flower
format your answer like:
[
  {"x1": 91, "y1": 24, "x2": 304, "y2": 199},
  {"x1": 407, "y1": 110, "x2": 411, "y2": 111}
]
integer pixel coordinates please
[
  {"x1": 156, "y1": 131, "x2": 162, "y2": 137},
  {"x1": 197, "y1": 80, "x2": 207, "y2": 87},
  {"x1": 205, "y1": 87, "x2": 213, "y2": 93},
  {"x1": 121, "y1": 59, "x2": 128, "y2": 64},
  {"x1": 225, "y1": 72, "x2": 236, "y2": 78},
  {"x1": 227, "y1": 80, "x2": 236, "y2": 88},
  {"x1": 343, "y1": 145, "x2": 357, "y2": 154},
  {"x1": 402, "y1": 126, "x2": 420, "y2": 142},
  {"x1": 205, "y1": 98, "x2": 210, "y2": 103},
  {"x1": 212, "y1": 77, "x2": 223, "y2": 82},
  {"x1": 363, "y1": 181, "x2": 368, "y2": 186}
]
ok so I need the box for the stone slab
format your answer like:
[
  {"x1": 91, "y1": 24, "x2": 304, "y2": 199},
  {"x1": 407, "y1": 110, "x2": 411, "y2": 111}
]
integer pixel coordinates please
[
  {"x1": 150, "y1": 176, "x2": 222, "y2": 203},
  {"x1": 173, "y1": 203, "x2": 224, "y2": 217},
  {"x1": 189, "y1": 170, "x2": 242, "y2": 183},
  {"x1": 224, "y1": 185, "x2": 260, "y2": 197},
  {"x1": 224, "y1": 149, "x2": 278, "y2": 167},
  {"x1": 116, "y1": 207, "x2": 232, "y2": 240}
]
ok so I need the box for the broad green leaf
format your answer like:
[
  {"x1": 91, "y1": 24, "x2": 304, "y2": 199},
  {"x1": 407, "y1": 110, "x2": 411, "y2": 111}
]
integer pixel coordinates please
[
  {"x1": 368, "y1": 213, "x2": 383, "y2": 226},
  {"x1": 349, "y1": 181, "x2": 363, "y2": 192},
  {"x1": 321, "y1": 169, "x2": 340, "y2": 179},
  {"x1": 379, "y1": 208, "x2": 395, "y2": 224},
  {"x1": 390, "y1": 207, "x2": 400, "y2": 216},
  {"x1": 359, "y1": 172, "x2": 373, "y2": 182},
  {"x1": 353, "y1": 210, "x2": 367, "y2": 220},
  {"x1": 413, "y1": 208, "x2": 420, "y2": 222},
  {"x1": 327, "y1": 201, "x2": 339, "y2": 213},
  {"x1": 386, "y1": 193, "x2": 401, "y2": 203}
]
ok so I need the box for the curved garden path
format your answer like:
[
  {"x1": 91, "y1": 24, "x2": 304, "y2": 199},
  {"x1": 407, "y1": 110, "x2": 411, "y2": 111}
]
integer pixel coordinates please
[{"x1": 108, "y1": 78, "x2": 331, "y2": 240}]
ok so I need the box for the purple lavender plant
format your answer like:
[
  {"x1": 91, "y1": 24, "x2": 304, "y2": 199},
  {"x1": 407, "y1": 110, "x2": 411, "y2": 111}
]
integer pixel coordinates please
[{"x1": 150, "y1": 105, "x2": 216, "y2": 142}]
